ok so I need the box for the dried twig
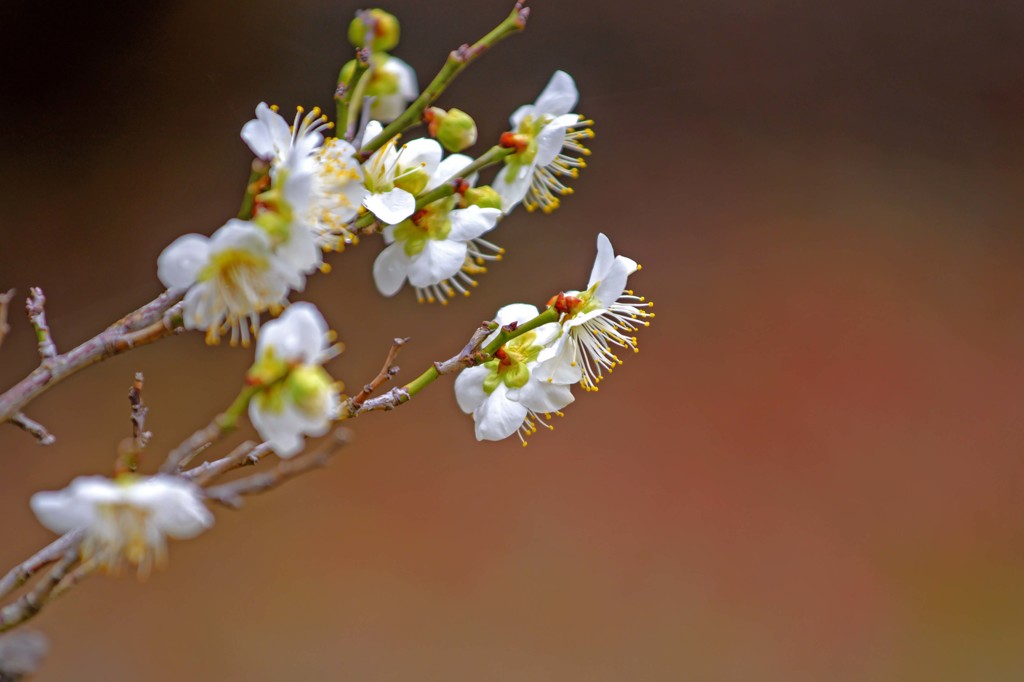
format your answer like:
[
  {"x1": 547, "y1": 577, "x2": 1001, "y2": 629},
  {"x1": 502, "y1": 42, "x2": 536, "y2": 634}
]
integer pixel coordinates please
[
  {"x1": 159, "y1": 386, "x2": 255, "y2": 474},
  {"x1": 8, "y1": 413, "x2": 54, "y2": 446},
  {"x1": 0, "y1": 532, "x2": 84, "y2": 602},
  {"x1": 183, "y1": 441, "x2": 272, "y2": 486},
  {"x1": 0, "y1": 289, "x2": 14, "y2": 353},
  {"x1": 115, "y1": 373, "x2": 151, "y2": 474},
  {"x1": 345, "y1": 337, "x2": 408, "y2": 416},
  {"x1": 48, "y1": 559, "x2": 98, "y2": 602},
  {"x1": 0, "y1": 296, "x2": 184, "y2": 425},
  {"x1": 344, "y1": 321, "x2": 494, "y2": 416},
  {"x1": 204, "y1": 429, "x2": 351, "y2": 509},
  {"x1": 24, "y1": 289, "x2": 56, "y2": 363},
  {"x1": 0, "y1": 548, "x2": 80, "y2": 633}
]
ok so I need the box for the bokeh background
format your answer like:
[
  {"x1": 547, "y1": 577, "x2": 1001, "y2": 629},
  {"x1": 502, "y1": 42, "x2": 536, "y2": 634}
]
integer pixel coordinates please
[{"x1": 1, "y1": 0, "x2": 1024, "y2": 679}]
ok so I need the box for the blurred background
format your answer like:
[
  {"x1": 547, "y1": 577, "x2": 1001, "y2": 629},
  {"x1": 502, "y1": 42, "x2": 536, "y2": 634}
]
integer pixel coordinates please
[{"x1": 1, "y1": 0, "x2": 1024, "y2": 679}]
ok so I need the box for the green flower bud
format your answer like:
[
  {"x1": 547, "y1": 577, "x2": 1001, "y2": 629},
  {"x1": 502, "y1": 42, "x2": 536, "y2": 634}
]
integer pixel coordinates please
[
  {"x1": 435, "y1": 108, "x2": 477, "y2": 153},
  {"x1": 348, "y1": 9, "x2": 400, "y2": 52},
  {"x1": 463, "y1": 185, "x2": 502, "y2": 210}
]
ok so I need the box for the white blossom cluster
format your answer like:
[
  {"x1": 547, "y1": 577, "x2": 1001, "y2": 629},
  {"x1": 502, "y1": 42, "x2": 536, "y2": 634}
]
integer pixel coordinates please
[{"x1": 24, "y1": 7, "x2": 652, "y2": 581}]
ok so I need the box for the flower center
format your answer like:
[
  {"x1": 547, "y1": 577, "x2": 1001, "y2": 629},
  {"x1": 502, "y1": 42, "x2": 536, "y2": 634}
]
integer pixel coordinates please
[
  {"x1": 199, "y1": 248, "x2": 269, "y2": 285},
  {"x1": 482, "y1": 332, "x2": 542, "y2": 393}
]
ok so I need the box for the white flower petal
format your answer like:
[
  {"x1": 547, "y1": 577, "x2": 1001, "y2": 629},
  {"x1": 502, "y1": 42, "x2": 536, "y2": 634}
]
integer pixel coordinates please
[
  {"x1": 474, "y1": 384, "x2": 529, "y2": 442},
  {"x1": 372, "y1": 242, "x2": 410, "y2": 296},
  {"x1": 511, "y1": 378, "x2": 575, "y2": 414},
  {"x1": 492, "y1": 163, "x2": 532, "y2": 212},
  {"x1": 158, "y1": 234, "x2": 210, "y2": 290},
  {"x1": 588, "y1": 233, "x2": 616, "y2": 288},
  {"x1": 532, "y1": 70, "x2": 579, "y2": 118},
  {"x1": 535, "y1": 114, "x2": 580, "y2": 167},
  {"x1": 429, "y1": 153, "x2": 475, "y2": 190},
  {"x1": 535, "y1": 335, "x2": 583, "y2": 385},
  {"x1": 364, "y1": 188, "x2": 416, "y2": 225},
  {"x1": 361, "y1": 120, "x2": 384, "y2": 148},
  {"x1": 258, "y1": 302, "x2": 329, "y2": 364},
  {"x1": 399, "y1": 138, "x2": 443, "y2": 176},
  {"x1": 407, "y1": 239, "x2": 467, "y2": 287},
  {"x1": 454, "y1": 365, "x2": 491, "y2": 414},
  {"x1": 447, "y1": 206, "x2": 501, "y2": 242},
  {"x1": 128, "y1": 476, "x2": 213, "y2": 539}
]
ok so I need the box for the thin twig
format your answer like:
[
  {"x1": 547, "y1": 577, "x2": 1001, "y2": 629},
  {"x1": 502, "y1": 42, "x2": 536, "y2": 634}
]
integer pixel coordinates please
[
  {"x1": 24, "y1": 289, "x2": 56, "y2": 363},
  {"x1": 0, "y1": 532, "x2": 84, "y2": 602},
  {"x1": 116, "y1": 372, "x2": 150, "y2": 474},
  {"x1": 0, "y1": 548, "x2": 80, "y2": 633},
  {"x1": 204, "y1": 429, "x2": 351, "y2": 509},
  {"x1": 0, "y1": 289, "x2": 14, "y2": 353},
  {"x1": 343, "y1": 321, "x2": 494, "y2": 416},
  {"x1": 345, "y1": 337, "x2": 408, "y2": 416},
  {"x1": 0, "y1": 296, "x2": 184, "y2": 425},
  {"x1": 183, "y1": 441, "x2": 272, "y2": 486},
  {"x1": 48, "y1": 559, "x2": 98, "y2": 602},
  {"x1": 159, "y1": 386, "x2": 256, "y2": 474},
  {"x1": 8, "y1": 413, "x2": 54, "y2": 446}
]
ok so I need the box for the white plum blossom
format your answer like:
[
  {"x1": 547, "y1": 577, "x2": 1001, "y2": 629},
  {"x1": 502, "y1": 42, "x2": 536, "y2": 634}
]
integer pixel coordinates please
[
  {"x1": 247, "y1": 303, "x2": 341, "y2": 457},
  {"x1": 494, "y1": 70, "x2": 594, "y2": 214},
  {"x1": 31, "y1": 475, "x2": 213, "y2": 577},
  {"x1": 361, "y1": 121, "x2": 442, "y2": 225},
  {"x1": 369, "y1": 55, "x2": 418, "y2": 123},
  {"x1": 158, "y1": 219, "x2": 297, "y2": 346},
  {"x1": 308, "y1": 137, "x2": 368, "y2": 251},
  {"x1": 372, "y1": 153, "x2": 503, "y2": 303},
  {"x1": 535, "y1": 233, "x2": 653, "y2": 391},
  {"x1": 242, "y1": 103, "x2": 367, "y2": 251},
  {"x1": 241, "y1": 102, "x2": 328, "y2": 171},
  {"x1": 455, "y1": 303, "x2": 574, "y2": 445}
]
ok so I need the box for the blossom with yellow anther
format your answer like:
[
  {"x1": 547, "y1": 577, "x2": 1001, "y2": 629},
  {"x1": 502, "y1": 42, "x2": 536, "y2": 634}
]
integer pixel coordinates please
[
  {"x1": 246, "y1": 303, "x2": 342, "y2": 457},
  {"x1": 360, "y1": 120, "x2": 442, "y2": 225},
  {"x1": 372, "y1": 152, "x2": 503, "y2": 304},
  {"x1": 30, "y1": 475, "x2": 213, "y2": 577},
  {"x1": 158, "y1": 219, "x2": 298, "y2": 346},
  {"x1": 454, "y1": 304, "x2": 574, "y2": 445},
  {"x1": 493, "y1": 70, "x2": 593, "y2": 214},
  {"x1": 535, "y1": 233, "x2": 653, "y2": 391}
]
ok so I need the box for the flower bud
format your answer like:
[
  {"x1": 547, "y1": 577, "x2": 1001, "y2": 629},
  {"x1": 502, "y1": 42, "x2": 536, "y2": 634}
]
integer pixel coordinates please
[
  {"x1": 432, "y1": 108, "x2": 478, "y2": 153},
  {"x1": 463, "y1": 185, "x2": 502, "y2": 210},
  {"x1": 348, "y1": 9, "x2": 400, "y2": 52}
]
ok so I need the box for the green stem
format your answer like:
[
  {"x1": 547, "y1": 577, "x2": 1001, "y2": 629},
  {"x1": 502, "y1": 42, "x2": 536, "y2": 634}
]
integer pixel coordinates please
[
  {"x1": 357, "y1": 4, "x2": 529, "y2": 160},
  {"x1": 415, "y1": 145, "x2": 513, "y2": 209},
  {"x1": 237, "y1": 160, "x2": 270, "y2": 220},
  {"x1": 335, "y1": 52, "x2": 371, "y2": 141},
  {"x1": 401, "y1": 307, "x2": 559, "y2": 401}
]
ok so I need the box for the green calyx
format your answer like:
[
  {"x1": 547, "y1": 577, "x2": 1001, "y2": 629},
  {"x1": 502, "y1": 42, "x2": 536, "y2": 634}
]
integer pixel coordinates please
[
  {"x1": 393, "y1": 164, "x2": 429, "y2": 195},
  {"x1": 348, "y1": 9, "x2": 400, "y2": 52},
  {"x1": 247, "y1": 347, "x2": 290, "y2": 387},
  {"x1": 286, "y1": 365, "x2": 333, "y2": 416},
  {"x1": 463, "y1": 185, "x2": 502, "y2": 210},
  {"x1": 253, "y1": 178, "x2": 295, "y2": 246},
  {"x1": 481, "y1": 331, "x2": 542, "y2": 394},
  {"x1": 392, "y1": 198, "x2": 455, "y2": 256}
]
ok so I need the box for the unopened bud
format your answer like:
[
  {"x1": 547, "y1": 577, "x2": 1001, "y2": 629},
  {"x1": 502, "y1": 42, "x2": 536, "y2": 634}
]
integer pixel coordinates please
[
  {"x1": 348, "y1": 9, "x2": 400, "y2": 52},
  {"x1": 463, "y1": 185, "x2": 502, "y2": 210},
  {"x1": 434, "y1": 108, "x2": 478, "y2": 153}
]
